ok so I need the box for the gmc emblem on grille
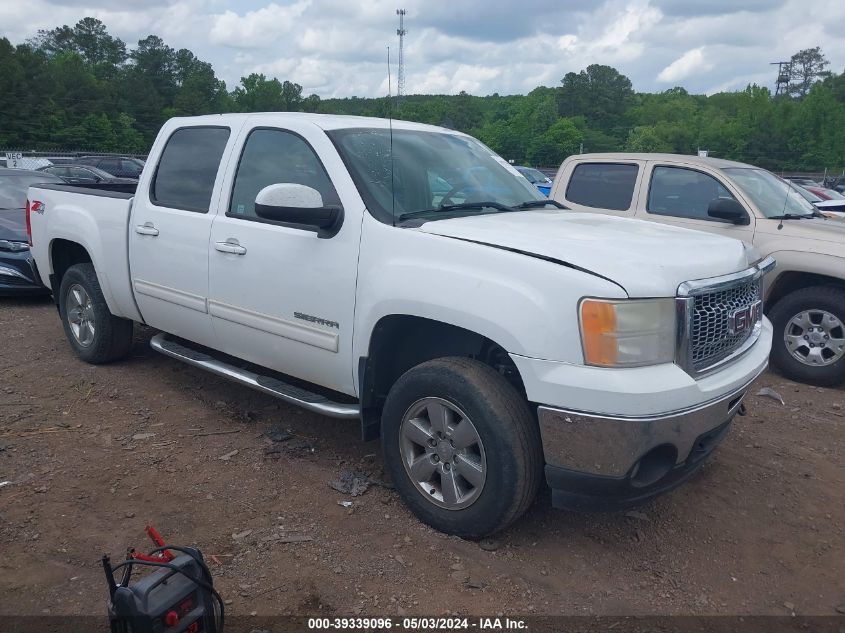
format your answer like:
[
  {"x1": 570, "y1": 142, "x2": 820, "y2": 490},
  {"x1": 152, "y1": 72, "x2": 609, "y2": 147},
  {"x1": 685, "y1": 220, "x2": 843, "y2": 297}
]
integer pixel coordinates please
[{"x1": 728, "y1": 300, "x2": 763, "y2": 335}]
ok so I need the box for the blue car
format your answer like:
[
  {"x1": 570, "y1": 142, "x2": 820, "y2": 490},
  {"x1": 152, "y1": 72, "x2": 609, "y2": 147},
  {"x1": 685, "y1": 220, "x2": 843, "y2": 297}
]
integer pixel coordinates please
[
  {"x1": 515, "y1": 166, "x2": 552, "y2": 196},
  {"x1": 0, "y1": 168, "x2": 63, "y2": 295}
]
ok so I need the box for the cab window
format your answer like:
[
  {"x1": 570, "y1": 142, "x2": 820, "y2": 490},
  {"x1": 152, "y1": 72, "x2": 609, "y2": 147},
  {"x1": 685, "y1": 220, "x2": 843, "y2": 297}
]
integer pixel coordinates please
[
  {"x1": 228, "y1": 128, "x2": 339, "y2": 219},
  {"x1": 565, "y1": 163, "x2": 638, "y2": 211},
  {"x1": 151, "y1": 126, "x2": 231, "y2": 213},
  {"x1": 647, "y1": 166, "x2": 737, "y2": 220}
]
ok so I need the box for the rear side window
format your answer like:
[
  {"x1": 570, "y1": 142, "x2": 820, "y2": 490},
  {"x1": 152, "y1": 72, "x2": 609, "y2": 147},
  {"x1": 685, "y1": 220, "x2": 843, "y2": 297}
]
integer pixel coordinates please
[
  {"x1": 228, "y1": 128, "x2": 339, "y2": 219},
  {"x1": 565, "y1": 163, "x2": 638, "y2": 211},
  {"x1": 151, "y1": 127, "x2": 230, "y2": 213}
]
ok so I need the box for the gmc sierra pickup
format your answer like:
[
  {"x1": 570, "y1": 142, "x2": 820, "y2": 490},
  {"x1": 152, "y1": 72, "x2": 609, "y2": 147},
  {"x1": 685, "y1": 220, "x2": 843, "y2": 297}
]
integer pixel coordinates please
[{"x1": 28, "y1": 114, "x2": 773, "y2": 537}]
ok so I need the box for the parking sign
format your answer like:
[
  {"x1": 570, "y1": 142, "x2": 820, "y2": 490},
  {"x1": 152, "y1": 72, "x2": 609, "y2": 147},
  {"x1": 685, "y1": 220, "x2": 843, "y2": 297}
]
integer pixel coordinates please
[{"x1": 5, "y1": 152, "x2": 23, "y2": 168}]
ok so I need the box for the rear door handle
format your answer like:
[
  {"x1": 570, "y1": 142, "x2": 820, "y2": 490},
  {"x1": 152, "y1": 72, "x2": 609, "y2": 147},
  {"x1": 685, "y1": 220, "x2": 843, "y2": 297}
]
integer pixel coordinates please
[
  {"x1": 135, "y1": 222, "x2": 159, "y2": 236},
  {"x1": 214, "y1": 239, "x2": 247, "y2": 255}
]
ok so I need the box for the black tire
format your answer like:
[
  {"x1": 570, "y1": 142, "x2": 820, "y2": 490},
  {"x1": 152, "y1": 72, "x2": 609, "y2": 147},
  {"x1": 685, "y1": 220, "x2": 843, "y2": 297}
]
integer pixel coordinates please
[
  {"x1": 768, "y1": 286, "x2": 845, "y2": 387},
  {"x1": 58, "y1": 263, "x2": 134, "y2": 364},
  {"x1": 381, "y1": 357, "x2": 543, "y2": 538}
]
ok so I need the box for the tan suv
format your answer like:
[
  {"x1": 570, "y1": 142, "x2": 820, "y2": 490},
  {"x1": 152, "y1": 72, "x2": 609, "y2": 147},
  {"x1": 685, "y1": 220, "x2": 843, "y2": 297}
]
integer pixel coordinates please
[{"x1": 551, "y1": 153, "x2": 845, "y2": 386}]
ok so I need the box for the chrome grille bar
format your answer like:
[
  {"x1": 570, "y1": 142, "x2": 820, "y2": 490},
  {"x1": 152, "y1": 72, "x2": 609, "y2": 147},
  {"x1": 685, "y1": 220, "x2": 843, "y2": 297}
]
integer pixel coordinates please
[{"x1": 676, "y1": 257, "x2": 775, "y2": 377}]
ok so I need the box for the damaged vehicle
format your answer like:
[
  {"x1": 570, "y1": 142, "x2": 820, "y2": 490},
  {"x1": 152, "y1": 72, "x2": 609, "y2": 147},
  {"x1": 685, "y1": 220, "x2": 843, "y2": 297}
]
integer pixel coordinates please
[{"x1": 28, "y1": 114, "x2": 772, "y2": 537}]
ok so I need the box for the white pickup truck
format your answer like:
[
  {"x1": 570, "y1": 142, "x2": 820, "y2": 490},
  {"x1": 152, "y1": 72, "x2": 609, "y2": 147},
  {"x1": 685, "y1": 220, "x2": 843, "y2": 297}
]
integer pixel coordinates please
[{"x1": 28, "y1": 114, "x2": 773, "y2": 537}]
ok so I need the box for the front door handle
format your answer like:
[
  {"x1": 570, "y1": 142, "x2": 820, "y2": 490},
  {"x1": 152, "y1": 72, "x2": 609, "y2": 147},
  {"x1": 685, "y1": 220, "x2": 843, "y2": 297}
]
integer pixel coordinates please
[
  {"x1": 135, "y1": 222, "x2": 159, "y2": 236},
  {"x1": 214, "y1": 239, "x2": 247, "y2": 255}
]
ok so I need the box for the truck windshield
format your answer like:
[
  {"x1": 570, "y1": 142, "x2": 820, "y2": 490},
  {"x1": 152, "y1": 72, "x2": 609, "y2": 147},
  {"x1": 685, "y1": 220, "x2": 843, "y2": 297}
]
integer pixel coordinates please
[
  {"x1": 328, "y1": 128, "x2": 544, "y2": 224},
  {"x1": 792, "y1": 184, "x2": 823, "y2": 203},
  {"x1": 723, "y1": 167, "x2": 816, "y2": 218}
]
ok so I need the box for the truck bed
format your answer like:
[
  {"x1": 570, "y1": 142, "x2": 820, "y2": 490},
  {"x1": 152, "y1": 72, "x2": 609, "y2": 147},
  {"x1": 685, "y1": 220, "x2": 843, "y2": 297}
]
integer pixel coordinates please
[
  {"x1": 28, "y1": 181, "x2": 142, "y2": 322},
  {"x1": 32, "y1": 181, "x2": 137, "y2": 197}
]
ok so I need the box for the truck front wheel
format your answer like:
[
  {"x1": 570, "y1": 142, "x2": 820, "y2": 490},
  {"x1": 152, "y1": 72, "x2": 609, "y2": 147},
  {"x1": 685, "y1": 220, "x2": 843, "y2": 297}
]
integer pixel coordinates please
[
  {"x1": 381, "y1": 357, "x2": 542, "y2": 538},
  {"x1": 769, "y1": 286, "x2": 845, "y2": 386},
  {"x1": 58, "y1": 263, "x2": 134, "y2": 364}
]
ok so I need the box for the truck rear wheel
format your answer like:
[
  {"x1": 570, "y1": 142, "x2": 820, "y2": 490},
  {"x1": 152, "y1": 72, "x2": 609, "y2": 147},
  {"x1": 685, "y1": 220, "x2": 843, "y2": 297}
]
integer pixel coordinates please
[
  {"x1": 381, "y1": 357, "x2": 542, "y2": 538},
  {"x1": 58, "y1": 263, "x2": 134, "y2": 364},
  {"x1": 769, "y1": 286, "x2": 845, "y2": 386}
]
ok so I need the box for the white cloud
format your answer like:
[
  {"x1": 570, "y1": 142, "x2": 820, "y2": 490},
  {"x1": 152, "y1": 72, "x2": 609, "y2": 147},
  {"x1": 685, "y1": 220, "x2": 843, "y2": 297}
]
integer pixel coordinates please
[
  {"x1": 1, "y1": 0, "x2": 844, "y2": 98},
  {"x1": 657, "y1": 47, "x2": 713, "y2": 83},
  {"x1": 209, "y1": 1, "x2": 310, "y2": 49}
]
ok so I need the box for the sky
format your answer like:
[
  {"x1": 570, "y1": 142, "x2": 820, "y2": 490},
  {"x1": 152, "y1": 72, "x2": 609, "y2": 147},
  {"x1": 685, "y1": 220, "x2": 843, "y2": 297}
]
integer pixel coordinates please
[{"x1": 1, "y1": 0, "x2": 844, "y2": 98}]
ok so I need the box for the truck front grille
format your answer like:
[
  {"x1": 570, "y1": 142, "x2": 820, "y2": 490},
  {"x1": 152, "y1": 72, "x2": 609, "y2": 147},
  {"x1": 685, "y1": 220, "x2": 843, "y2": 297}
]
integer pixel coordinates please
[
  {"x1": 675, "y1": 259, "x2": 774, "y2": 377},
  {"x1": 691, "y1": 277, "x2": 761, "y2": 368}
]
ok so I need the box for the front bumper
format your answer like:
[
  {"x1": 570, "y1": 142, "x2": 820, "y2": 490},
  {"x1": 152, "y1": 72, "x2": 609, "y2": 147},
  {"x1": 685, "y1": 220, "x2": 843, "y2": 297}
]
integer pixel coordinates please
[
  {"x1": 539, "y1": 368, "x2": 761, "y2": 510},
  {"x1": 523, "y1": 318, "x2": 771, "y2": 510}
]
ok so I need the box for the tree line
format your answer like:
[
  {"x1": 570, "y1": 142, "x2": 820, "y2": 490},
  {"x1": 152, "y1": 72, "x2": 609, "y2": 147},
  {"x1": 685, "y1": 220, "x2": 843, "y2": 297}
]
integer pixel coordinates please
[{"x1": 1, "y1": 18, "x2": 843, "y2": 171}]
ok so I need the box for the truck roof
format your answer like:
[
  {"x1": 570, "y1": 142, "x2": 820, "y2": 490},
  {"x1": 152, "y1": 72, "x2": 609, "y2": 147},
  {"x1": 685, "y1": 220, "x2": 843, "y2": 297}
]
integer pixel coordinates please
[
  {"x1": 165, "y1": 112, "x2": 462, "y2": 135},
  {"x1": 571, "y1": 152, "x2": 754, "y2": 170}
]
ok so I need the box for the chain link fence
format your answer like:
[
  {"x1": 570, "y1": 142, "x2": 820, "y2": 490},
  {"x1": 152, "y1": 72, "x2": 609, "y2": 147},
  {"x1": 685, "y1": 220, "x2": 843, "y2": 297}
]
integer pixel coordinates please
[{"x1": 1, "y1": 149, "x2": 148, "y2": 170}]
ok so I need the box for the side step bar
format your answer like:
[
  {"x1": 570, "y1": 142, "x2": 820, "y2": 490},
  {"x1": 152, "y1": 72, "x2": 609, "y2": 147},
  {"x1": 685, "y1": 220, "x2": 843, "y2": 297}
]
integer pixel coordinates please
[{"x1": 149, "y1": 333, "x2": 360, "y2": 420}]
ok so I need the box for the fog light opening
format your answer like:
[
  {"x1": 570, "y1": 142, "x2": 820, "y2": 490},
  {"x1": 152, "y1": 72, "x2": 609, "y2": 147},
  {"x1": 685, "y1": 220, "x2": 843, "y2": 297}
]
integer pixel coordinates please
[{"x1": 629, "y1": 444, "x2": 677, "y2": 489}]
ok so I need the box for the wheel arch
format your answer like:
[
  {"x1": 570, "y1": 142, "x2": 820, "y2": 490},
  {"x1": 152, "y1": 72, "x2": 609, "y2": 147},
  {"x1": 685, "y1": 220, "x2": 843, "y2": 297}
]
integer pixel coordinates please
[
  {"x1": 766, "y1": 270, "x2": 845, "y2": 309},
  {"x1": 357, "y1": 314, "x2": 528, "y2": 441},
  {"x1": 49, "y1": 239, "x2": 93, "y2": 304}
]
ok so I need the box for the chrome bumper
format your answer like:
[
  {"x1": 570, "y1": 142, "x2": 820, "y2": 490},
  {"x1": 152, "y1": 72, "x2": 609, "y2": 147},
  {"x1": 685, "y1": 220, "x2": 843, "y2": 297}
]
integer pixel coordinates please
[{"x1": 537, "y1": 368, "x2": 763, "y2": 478}]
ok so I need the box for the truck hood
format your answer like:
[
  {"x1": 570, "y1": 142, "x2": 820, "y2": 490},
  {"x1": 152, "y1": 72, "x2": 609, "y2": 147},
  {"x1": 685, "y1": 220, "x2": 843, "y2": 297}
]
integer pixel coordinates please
[
  {"x1": 418, "y1": 210, "x2": 756, "y2": 297},
  {"x1": 757, "y1": 216, "x2": 845, "y2": 246}
]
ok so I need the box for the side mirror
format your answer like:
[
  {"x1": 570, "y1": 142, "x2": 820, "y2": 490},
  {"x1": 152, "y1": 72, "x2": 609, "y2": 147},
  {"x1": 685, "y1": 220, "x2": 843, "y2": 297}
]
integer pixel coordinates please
[
  {"x1": 254, "y1": 183, "x2": 343, "y2": 238},
  {"x1": 707, "y1": 197, "x2": 749, "y2": 225}
]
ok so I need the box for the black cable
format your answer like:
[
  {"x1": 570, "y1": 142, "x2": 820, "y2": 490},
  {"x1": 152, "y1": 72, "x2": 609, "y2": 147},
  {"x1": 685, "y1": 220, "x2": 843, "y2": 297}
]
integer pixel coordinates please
[
  {"x1": 109, "y1": 558, "x2": 224, "y2": 633},
  {"x1": 107, "y1": 556, "x2": 225, "y2": 633}
]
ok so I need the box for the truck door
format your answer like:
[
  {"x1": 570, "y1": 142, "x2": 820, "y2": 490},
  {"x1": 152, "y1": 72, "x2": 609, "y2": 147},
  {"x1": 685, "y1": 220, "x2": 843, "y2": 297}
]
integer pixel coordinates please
[
  {"x1": 207, "y1": 122, "x2": 362, "y2": 395},
  {"x1": 129, "y1": 125, "x2": 235, "y2": 347},
  {"x1": 635, "y1": 162, "x2": 756, "y2": 241}
]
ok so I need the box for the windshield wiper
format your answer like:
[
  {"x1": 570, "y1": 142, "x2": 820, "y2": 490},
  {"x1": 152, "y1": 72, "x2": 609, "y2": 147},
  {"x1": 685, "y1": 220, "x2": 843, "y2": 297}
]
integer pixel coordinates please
[
  {"x1": 514, "y1": 200, "x2": 567, "y2": 210},
  {"x1": 769, "y1": 213, "x2": 815, "y2": 220},
  {"x1": 398, "y1": 201, "x2": 515, "y2": 222}
]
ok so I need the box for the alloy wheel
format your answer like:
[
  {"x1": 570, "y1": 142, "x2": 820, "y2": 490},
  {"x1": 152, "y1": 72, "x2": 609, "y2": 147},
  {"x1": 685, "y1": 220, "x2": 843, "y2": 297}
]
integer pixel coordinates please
[
  {"x1": 399, "y1": 397, "x2": 487, "y2": 510},
  {"x1": 784, "y1": 309, "x2": 845, "y2": 366},
  {"x1": 66, "y1": 284, "x2": 96, "y2": 347}
]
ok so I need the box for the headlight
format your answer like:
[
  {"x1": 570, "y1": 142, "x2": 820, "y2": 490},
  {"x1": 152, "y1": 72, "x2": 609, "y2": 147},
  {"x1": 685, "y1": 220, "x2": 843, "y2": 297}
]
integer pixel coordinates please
[
  {"x1": 579, "y1": 298, "x2": 676, "y2": 367},
  {"x1": 0, "y1": 240, "x2": 29, "y2": 252}
]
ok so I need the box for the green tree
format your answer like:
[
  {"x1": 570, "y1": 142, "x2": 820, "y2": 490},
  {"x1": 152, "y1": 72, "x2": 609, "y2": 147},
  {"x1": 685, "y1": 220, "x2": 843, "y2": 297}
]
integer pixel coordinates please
[
  {"x1": 173, "y1": 50, "x2": 226, "y2": 115},
  {"x1": 280, "y1": 80, "x2": 303, "y2": 111},
  {"x1": 0, "y1": 39, "x2": 29, "y2": 146},
  {"x1": 526, "y1": 118, "x2": 583, "y2": 166},
  {"x1": 558, "y1": 64, "x2": 634, "y2": 135},
  {"x1": 789, "y1": 83, "x2": 845, "y2": 170},
  {"x1": 233, "y1": 73, "x2": 285, "y2": 111},
  {"x1": 302, "y1": 93, "x2": 321, "y2": 112},
  {"x1": 112, "y1": 113, "x2": 146, "y2": 153},
  {"x1": 625, "y1": 126, "x2": 672, "y2": 152},
  {"x1": 131, "y1": 35, "x2": 177, "y2": 103},
  {"x1": 72, "y1": 18, "x2": 126, "y2": 67},
  {"x1": 788, "y1": 47, "x2": 830, "y2": 98}
]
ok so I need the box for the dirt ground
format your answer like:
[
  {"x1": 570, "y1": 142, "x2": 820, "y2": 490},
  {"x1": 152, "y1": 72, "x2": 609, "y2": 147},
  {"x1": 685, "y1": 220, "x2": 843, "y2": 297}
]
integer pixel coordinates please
[{"x1": 0, "y1": 296, "x2": 843, "y2": 618}]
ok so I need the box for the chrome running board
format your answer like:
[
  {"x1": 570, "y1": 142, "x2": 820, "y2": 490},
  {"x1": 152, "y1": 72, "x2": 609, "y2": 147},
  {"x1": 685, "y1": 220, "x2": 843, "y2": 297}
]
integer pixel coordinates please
[{"x1": 149, "y1": 333, "x2": 359, "y2": 419}]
